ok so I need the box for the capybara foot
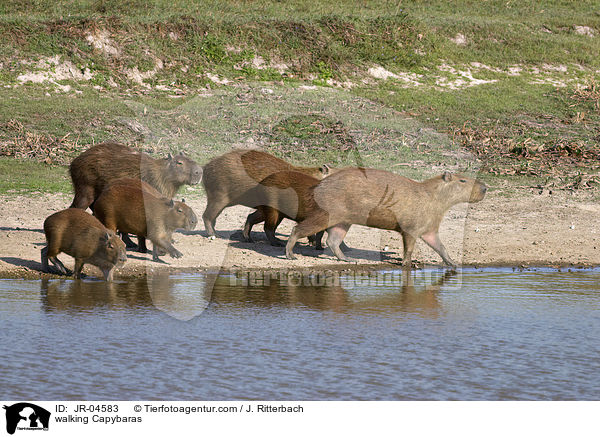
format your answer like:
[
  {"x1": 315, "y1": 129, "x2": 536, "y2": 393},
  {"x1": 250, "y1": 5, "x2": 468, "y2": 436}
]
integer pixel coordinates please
[{"x1": 170, "y1": 249, "x2": 183, "y2": 259}]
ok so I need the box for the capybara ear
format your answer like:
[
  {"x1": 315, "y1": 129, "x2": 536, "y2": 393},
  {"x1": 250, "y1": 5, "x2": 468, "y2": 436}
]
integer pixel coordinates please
[
  {"x1": 167, "y1": 153, "x2": 174, "y2": 161},
  {"x1": 442, "y1": 171, "x2": 453, "y2": 182},
  {"x1": 169, "y1": 199, "x2": 175, "y2": 208},
  {"x1": 101, "y1": 232, "x2": 111, "y2": 241},
  {"x1": 320, "y1": 164, "x2": 331, "y2": 176},
  {"x1": 181, "y1": 198, "x2": 186, "y2": 203}
]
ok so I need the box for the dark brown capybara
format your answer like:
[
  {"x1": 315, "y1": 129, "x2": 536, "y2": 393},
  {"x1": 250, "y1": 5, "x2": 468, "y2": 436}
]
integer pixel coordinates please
[
  {"x1": 93, "y1": 179, "x2": 197, "y2": 262},
  {"x1": 285, "y1": 169, "x2": 487, "y2": 267},
  {"x1": 41, "y1": 208, "x2": 127, "y2": 281},
  {"x1": 69, "y1": 142, "x2": 202, "y2": 210},
  {"x1": 241, "y1": 170, "x2": 329, "y2": 248},
  {"x1": 201, "y1": 149, "x2": 335, "y2": 238}
]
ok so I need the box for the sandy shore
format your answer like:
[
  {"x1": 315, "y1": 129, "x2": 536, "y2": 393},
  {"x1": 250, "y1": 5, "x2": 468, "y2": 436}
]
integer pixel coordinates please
[{"x1": 1, "y1": 188, "x2": 599, "y2": 279}]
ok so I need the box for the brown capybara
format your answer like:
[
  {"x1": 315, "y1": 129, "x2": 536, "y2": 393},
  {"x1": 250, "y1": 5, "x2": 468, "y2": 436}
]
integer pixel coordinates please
[
  {"x1": 285, "y1": 169, "x2": 487, "y2": 267},
  {"x1": 69, "y1": 142, "x2": 202, "y2": 210},
  {"x1": 241, "y1": 171, "x2": 328, "y2": 248},
  {"x1": 201, "y1": 149, "x2": 335, "y2": 238},
  {"x1": 41, "y1": 208, "x2": 127, "y2": 281},
  {"x1": 93, "y1": 179, "x2": 197, "y2": 262}
]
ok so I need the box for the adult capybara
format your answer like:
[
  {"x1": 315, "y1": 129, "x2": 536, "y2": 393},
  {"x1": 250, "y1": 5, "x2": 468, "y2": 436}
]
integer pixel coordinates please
[
  {"x1": 285, "y1": 169, "x2": 487, "y2": 267},
  {"x1": 69, "y1": 142, "x2": 202, "y2": 210},
  {"x1": 41, "y1": 208, "x2": 127, "y2": 280},
  {"x1": 93, "y1": 179, "x2": 197, "y2": 262},
  {"x1": 202, "y1": 149, "x2": 335, "y2": 238},
  {"x1": 241, "y1": 171, "x2": 326, "y2": 248}
]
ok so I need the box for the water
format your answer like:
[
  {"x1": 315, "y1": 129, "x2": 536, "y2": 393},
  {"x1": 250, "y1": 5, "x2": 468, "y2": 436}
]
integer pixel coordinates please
[{"x1": 1, "y1": 268, "x2": 599, "y2": 400}]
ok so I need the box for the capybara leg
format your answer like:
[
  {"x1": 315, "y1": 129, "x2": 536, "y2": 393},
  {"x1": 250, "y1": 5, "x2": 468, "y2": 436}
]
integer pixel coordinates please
[
  {"x1": 48, "y1": 255, "x2": 68, "y2": 275},
  {"x1": 119, "y1": 232, "x2": 138, "y2": 250},
  {"x1": 286, "y1": 228, "x2": 300, "y2": 260},
  {"x1": 70, "y1": 186, "x2": 95, "y2": 210},
  {"x1": 202, "y1": 198, "x2": 227, "y2": 238},
  {"x1": 326, "y1": 224, "x2": 351, "y2": 261},
  {"x1": 242, "y1": 209, "x2": 265, "y2": 242},
  {"x1": 153, "y1": 238, "x2": 182, "y2": 261},
  {"x1": 421, "y1": 231, "x2": 457, "y2": 268},
  {"x1": 401, "y1": 232, "x2": 416, "y2": 267},
  {"x1": 286, "y1": 214, "x2": 328, "y2": 259},
  {"x1": 41, "y1": 247, "x2": 49, "y2": 272},
  {"x1": 309, "y1": 231, "x2": 325, "y2": 250},
  {"x1": 73, "y1": 259, "x2": 85, "y2": 279},
  {"x1": 339, "y1": 241, "x2": 352, "y2": 252},
  {"x1": 137, "y1": 236, "x2": 148, "y2": 253},
  {"x1": 264, "y1": 209, "x2": 285, "y2": 247}
]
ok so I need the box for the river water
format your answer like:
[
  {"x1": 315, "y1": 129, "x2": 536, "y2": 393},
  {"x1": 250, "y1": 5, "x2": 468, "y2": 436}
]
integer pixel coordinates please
[{"x1": 1, "y1": 268, "x2": 599, "y2": 400}]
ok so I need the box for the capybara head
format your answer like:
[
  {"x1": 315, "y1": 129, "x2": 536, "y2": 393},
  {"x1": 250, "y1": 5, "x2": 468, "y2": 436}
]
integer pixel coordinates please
[
  {"x1": 102, "y1": 231, "x2": 127, "y2": 266},
  {"x1": 438, "y1": 172, "x2": 487, "y2": 204},
  {"x1": 166, "y1": 153, "x2": 203, "y2": 185},
  {"x1": 166, "y1": 199, "x2": 197, "y2": 231}
]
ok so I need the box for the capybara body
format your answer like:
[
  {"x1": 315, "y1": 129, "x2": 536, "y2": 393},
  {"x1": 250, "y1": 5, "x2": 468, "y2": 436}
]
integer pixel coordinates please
[
  {"x1": 242, "y1": 170, "x2": 326, "y2": 248},
  {"x1": 41, "y1": 208, "x2": 127, "y2": 280},
  {"x1": 202, "y1": 149, "x2": 335, "y2": 237},
  {"x1": 69, "y1": 142, "x2": 202, "y2": 210},
  {"x1": 285, "y1": 169, "x2": 487, "y2": 267},
  {"x1": 93, "y1": 179, "x2": 197, "y2": 262}
]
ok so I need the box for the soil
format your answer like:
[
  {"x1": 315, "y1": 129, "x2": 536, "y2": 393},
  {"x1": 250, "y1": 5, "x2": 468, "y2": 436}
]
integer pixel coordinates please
[{"x1": 1, "y1": 188, "x2": 599, "y2": 279}]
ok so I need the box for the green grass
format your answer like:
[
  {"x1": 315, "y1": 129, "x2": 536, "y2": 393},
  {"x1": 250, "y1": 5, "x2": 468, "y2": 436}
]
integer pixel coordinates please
[
  {"x1": 0, "y1": 158, "x2": 70, "y2": 194},
  {"x1": 0, "y1": 0, "x2": 599, "y2": 195}
]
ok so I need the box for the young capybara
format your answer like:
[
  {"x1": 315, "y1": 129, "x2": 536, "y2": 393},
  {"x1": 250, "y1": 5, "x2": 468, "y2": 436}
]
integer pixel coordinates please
[
  {"x1": 41, "y1": 208, "x2": 127, "y2": 280},
  {"x1": 285, "y1": 169, "x2": 487, "y2": 267},
  {"x1": 241, "y1": 171, "x2": 326, "y2": 248},
  {"x1": 93, "y1": 179, "x2": 197, "y2": 262},
  {"x1": 69, "y1": 142, "x2": 202, "y2": 210},
  {"x1": 202, "y1": 149, "x2": 335, "y2": 238}
]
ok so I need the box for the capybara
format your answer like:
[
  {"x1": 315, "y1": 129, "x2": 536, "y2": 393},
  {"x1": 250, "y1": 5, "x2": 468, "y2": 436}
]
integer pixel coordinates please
[
  {"x1": 93, "y1": 179, "x2": 197, "y2": 262},
  {"x1": 201, "y1": 149, "x2": 335, "y2": 238},
  {"x1": 41, "y1": 208, "x2": 127, "y2": 280},
  {"x1": 285, "y1": 169, "x2": 487, "y2": 267},
  {"x1": 241, "y1": 171, "x2": 327, "y2": 248},
  {"x1": 69, "y1": 142, "x2": 202, "y2": 210}
]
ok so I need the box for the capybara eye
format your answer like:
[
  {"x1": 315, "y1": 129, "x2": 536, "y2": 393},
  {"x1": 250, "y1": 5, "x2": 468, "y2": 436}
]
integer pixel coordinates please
[
  {"x1": 177, "y1": 161, "x2": 183, "y2": 165},
  {"x1": 177, "y1": 208, "x2": 183, "y2": 213},
  {"x1": 460, "y1": 179, "x2": 467, "y2": 183}
]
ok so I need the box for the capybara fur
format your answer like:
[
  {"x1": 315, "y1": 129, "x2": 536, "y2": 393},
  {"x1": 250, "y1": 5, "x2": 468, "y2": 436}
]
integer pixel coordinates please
[
  {"x1": 93, "y1": 179, "x2": 197, "y2": 262},
  {"x1": 202, "y1": 149, "x2": 335, "y2": 238},
  {"x1": 69, "y1": 142, "x2": 202, "y2": 210},
  {"x1": 41, "y1": 208, "x2": 127, "y2": 280},
  {"x1": 242, "y1": 171, "x2": 327, "y2": 248},
  {"x1": 285, "y1": 169, "x2": 487, "y2": 267}
]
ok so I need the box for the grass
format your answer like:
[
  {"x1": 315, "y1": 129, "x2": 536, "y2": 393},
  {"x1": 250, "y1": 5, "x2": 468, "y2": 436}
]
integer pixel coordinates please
[
  {"x1": 0, "y1": 0, "x2": 599, "y2": 194},
  {"x1": 0, "y1": 158, "x2": 70, "y2": 194}
]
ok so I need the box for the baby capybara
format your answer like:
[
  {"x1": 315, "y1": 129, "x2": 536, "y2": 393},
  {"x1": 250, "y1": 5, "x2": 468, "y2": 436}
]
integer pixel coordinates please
[
  {"x1": 285, "y1": 169, "x2": 487, "y2": 267},
  {"x1": 42, "y1": 208, "x2": 127, "y2": 281},
  {"x1": 69, "y1": 142, "x2": 202, "y2": 210},
  {"x1": 93, "y1": 179, "x2": 197, "y2": 262},
  {"x1": 202, "y1": 149, "x2": 335, "y2": 238},
  {"x1": 241, "y1": 171, "x2": 327, "y2": 248}
]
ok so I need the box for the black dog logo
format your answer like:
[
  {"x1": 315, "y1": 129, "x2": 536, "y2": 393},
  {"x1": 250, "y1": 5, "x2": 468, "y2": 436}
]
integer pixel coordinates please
[{"x1": 3, "y1": 403, "x2": 50, "y2": 435}]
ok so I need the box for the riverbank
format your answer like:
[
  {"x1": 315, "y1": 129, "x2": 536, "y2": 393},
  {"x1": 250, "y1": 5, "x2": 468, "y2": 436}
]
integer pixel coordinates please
[{"x1": 1, "y1": 187, "x2": 598, "y2": 280}]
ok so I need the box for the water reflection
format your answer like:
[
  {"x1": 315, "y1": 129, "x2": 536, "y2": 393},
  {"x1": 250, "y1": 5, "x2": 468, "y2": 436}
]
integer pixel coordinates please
[
  {"x1": 210, "y1": 269, "x2": 454, "y2": 317},
  {"x1": 39, "y1": 273, "x2": 217, "y2": 320}
]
